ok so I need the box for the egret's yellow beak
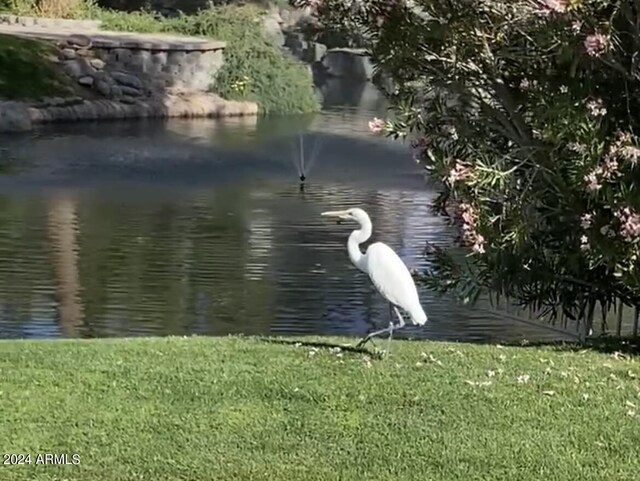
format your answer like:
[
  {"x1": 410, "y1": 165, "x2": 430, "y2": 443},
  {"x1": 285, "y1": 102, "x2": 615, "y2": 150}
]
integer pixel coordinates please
[{"x1": 321, "y1": 210, "x2": 351, "y2": 220}]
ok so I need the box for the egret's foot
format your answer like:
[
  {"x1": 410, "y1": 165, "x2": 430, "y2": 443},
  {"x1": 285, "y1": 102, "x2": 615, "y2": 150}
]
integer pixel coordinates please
[
  {"x1": 355, "y1": 336, "x2": 373, "y2": 349},
  {"x1": 356, "y1": 325, "x2": 397, "y2": 353}
]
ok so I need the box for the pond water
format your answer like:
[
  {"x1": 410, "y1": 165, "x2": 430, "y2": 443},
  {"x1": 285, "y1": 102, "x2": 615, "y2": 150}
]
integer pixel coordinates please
[{"x1": 0, "y1": 83, "x2": 579, "y2": 343}]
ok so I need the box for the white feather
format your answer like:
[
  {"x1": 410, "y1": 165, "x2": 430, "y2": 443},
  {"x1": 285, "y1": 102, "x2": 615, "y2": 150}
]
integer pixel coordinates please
[{"x1": 364, "y1": 242, "x2": 427, "y2": 325}]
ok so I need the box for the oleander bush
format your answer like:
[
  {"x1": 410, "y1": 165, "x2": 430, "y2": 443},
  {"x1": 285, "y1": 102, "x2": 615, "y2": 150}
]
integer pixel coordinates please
[{"x1": 294, "y1": 0, "x2": 640, "y2": 331}]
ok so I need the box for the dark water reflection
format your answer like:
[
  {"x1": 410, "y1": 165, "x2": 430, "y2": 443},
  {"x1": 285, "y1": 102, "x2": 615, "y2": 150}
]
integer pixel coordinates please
[{"x1": 0, "y1": 104, "x2": 578, "y2": 343}]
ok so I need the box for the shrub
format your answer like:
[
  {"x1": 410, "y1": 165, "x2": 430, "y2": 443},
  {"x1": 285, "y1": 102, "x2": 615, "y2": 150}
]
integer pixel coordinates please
[
  {"x1": 0, "y1": 0, "x2": 98, "y2": 18},
  {"x1": 0, "y1": 34, "x2": 71, "y2": 98},
  {"x1": 299, "y1": 0, "x2": 640, "y2": 332},
  {"x1": 98, "y1": 6, "x2": 320, "y2": 114}
]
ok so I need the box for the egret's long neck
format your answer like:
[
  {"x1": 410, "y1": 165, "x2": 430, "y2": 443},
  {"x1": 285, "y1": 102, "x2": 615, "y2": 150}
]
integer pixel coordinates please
[{"x1": 348, "y1": 217, "x2": 372, "y2": 273}]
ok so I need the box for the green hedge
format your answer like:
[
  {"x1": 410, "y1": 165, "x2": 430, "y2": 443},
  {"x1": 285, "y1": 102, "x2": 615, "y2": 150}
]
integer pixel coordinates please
[
  {"x1": 97, "y1": 6, "x2": 320, "y2": 115},
  {"x1": 0, "y1": 34, "x2": 71, "y2": 99}
]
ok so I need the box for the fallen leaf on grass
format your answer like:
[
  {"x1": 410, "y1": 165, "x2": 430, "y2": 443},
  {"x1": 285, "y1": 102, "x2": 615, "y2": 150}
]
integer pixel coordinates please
[
  {"x1": 362, "y1": 356, "x2": 372, "y2": 368},
  {"x1": 465, "y1": 380, "x2": 492, "y2": 387},
  {"x1": 421, "y1": 352, "x2": 443, "y2": 366}
]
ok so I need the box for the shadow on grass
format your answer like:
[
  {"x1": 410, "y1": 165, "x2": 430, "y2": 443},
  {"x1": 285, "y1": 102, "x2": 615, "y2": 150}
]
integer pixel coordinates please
[
  {"x1": 259, "y1": 337, "x2": 386, "y2": 359},
  {"x1": 557, "y1": 336, "x2": 640, "y2": 356},
  {"x1": 486, "y1": 336, "x2": 640, "y2": 357},
  {"x1": 261, "y1": 333, "x2": 640, "y2": 358}
]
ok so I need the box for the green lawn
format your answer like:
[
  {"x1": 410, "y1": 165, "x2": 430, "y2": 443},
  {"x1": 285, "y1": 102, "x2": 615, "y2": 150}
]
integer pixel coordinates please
[
  {"x1": 0, "y1": 336, "x2": 638, "y2": 480},
  {"x1": 0, "y1": 34, "x2": 71, "y2": 99}
]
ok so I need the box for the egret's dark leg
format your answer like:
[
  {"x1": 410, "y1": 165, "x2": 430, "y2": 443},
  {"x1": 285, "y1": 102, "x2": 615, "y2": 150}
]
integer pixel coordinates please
[
  {"x1": 355, "y1": 325, "x2": 393, "y2": 349},
  {"x1": 356, "y1": 304, "x2": 397, "y2": 353}
]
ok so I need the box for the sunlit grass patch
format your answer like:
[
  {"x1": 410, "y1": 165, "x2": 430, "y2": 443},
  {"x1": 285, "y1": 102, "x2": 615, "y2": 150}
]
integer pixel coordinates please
[{"x1": 0, "y1": 336, "x2": 638, "y2": 480}]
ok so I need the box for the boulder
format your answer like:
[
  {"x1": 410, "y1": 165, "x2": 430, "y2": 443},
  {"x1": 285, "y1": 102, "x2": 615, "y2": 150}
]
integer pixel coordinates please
[
  {"x1": 61, "y1": 48, "x2": 76, "y2": 60},
  {"x1": 66, "y1": 34, "x2": 91, "y2": 48},
  {"x1": 321, "y1": 48, "x2": 374, "y2": 81},
  {"x1": 63, "y1": 57, "x2": 95, "y2": 79},
  {"x1": 120, "y1": 86, "x2": 143, "y2": 97},
  {"x1": 111, "y1": 71, "x2": 143, "y2": 90},
  {"x1": 90, "y1": 58, "x2": 106, "y2": 70},
  {"x1": 95, "y1": 79, "x2": 112, "y2": 97},
  {"x1": 78, "y1": 76, "x2": 95, "y2": 87},
  {"x1": 262, "y1": 10, "x2": 285, "y2": 47},
  {"x1": 0, "y1": 101, "x2": 32, "y2": 132},
  {"x1": 304, "y1": 42, "x2": 327, "y2": 64}
]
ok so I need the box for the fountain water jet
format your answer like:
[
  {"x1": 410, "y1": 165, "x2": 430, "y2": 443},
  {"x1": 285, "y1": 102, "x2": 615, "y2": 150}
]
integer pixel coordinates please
[{"x1": 291, "y1": 132, "x2": 322, "y2": 184}]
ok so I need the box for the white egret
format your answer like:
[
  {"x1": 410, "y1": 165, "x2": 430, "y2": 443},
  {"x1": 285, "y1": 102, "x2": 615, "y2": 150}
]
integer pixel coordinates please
[{"x1": 321, "y1": 208, "x2": 427, "y2": 351}]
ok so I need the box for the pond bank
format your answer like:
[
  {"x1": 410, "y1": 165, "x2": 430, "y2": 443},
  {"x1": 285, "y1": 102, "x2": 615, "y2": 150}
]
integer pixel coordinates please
[
  {"x1": 1, "y1": 92, "x2": 258, "y2": 133},
  {"x1": 0, "y1": 336, "x2": 638, "y2": 480},
  {"x1": 0, "y1": 18, "x2": 258, "y2": 133}
]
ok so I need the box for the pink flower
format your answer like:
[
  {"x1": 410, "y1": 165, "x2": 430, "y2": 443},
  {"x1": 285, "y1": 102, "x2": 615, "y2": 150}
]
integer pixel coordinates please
[
  {"x1": 458, "y1": 203, "x2": 485, "y2": 253},
  {"x1": 584, "y1": 171, "x2": 601, "y2": 192},
  {"x1": 580, "y1": 235, "x2": 590, "y2": 251},
  {"x1": 580, "y1": 213, "x2": 593, "y2": 229},
  {"x1": 616, "y1": 131, "x2": 633, "y2": 145},
  {"x1": 447, "y1": 160, "x2": 473, "y2": 185},
  {"x1": 602, "y1": 157, "x2": 619, "y2": 179},
  {"x1": 368, "y1": 117, "x2": 386, "y2": 134},
  {"x1": 572, "y1": 21, "x2": 582, "y2": 34},
  {"x1": 614, "y1": 207, "x2": 640, "y2": 241},
  {"x1": 584, "y1": 32, "x2": 609, "y2": 57},
  {"x1": 459, "y1": 203, "x2": 477, "y2": 229},
  {"x1": 620, "y1": 145, "x2": 640, "y2": 165},
  {"x1": 535, "y1": 0, "x2": 567, "y2": 15},
  {"x1": 606, "y1": 131, "x2": 640, "y2": 165},
  {"x1": 586, "y1": 98, "x2": 607, "y2": 117},
  {"x1": 519, "y1": 79, "x2": 531, "y2": 90},
  {"x1": 472, "y1": 235, "x2": 486, "y2": 254}
]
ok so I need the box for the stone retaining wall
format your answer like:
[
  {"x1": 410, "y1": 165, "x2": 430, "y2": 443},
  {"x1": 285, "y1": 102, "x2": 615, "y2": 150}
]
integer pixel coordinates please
[
  {"x1": 0, "y1": 19, "x2": 257, "y2": 133},
  {"x1": 55, "y1": 32, "x2": 226, "y2": 96},
  {"x1": 90, "y1": 43, "x2": 224, "y2": 93},
  {"x1": 0, "y1": 17, "x2": 226, "y2": 96},
  {"x1": 0, "y1": 94, "x2": 258, "y2": 133}
]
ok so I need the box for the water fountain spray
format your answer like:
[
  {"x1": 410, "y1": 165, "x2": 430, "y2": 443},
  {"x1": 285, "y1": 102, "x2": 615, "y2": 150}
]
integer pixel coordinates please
[
  {"x1": 298, "y1": 135, "x2": 306, "y2": 183},
  {"x1": 292, "y1": 131, "x2": 321, "y2": 189}
]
